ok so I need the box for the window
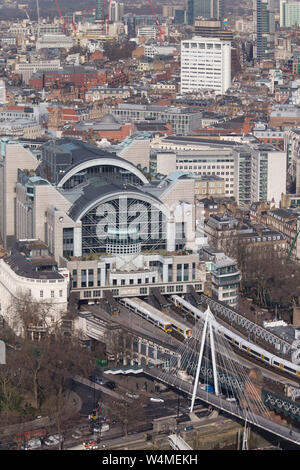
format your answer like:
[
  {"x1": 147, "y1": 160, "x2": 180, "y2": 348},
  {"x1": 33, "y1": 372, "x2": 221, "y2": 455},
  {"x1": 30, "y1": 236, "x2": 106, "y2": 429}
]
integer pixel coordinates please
[
  {"x1": 63, "y1": 227, "x2": 74, "y2": 257},
  {"x1": 184, "y1": 263, "x2": 189, "y2": 281},
  {"x1": 40, "y1": 290, "x2": 43, "y2": 298},
  {"x1": 51, "y1": 290, "x2": 54, "y2": 298},
  {"x1": 59, "y1": 290, "x2": 63, "y2": 297},
  {"x1": 88, "y1": 269, "x2": 94, "y2": 287},
  {"x1": 177, "y1": 264, "x2": 182, "y2": 282},
  {"x1": 81, "y1": 269, "x2": 87, "y2": 288},
  {"x1": 72, "y1": 269, "x2": 77, "y2": 288},
  {"x1": 168, "y1": 264, "x2": 173, "y2": 282}
]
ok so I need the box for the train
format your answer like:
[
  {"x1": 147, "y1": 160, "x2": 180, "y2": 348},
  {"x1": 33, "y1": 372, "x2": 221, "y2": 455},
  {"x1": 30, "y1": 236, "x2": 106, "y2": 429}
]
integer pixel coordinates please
[
  {"x1": 171, "y1": 295, "x2": 300, "y2": 379},
  {"x1": 121, "y1": 297, "x2": 192, "y2": 339}
]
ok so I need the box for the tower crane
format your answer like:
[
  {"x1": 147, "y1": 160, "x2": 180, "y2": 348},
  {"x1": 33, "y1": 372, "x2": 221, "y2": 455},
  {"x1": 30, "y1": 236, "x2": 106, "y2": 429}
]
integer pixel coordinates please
[
  {"x1": 147, "y1": 0, "x2": 164, "y2": 45},
  {"x1": 54, "y1": 0, "x2": 67, "y2": 33},
  {"x1": 70, "y1": 0, "x2": 163, "y2": 40},
  {"x1": 80, "y1": 7, "x2": 96, "y2": 23}
]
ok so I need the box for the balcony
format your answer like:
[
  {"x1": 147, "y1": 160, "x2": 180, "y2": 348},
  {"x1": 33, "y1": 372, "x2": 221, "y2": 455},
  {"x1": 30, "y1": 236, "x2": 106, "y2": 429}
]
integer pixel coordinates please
[{"x1": 211, "y1": 273, "x2": 240, "y2": 286}]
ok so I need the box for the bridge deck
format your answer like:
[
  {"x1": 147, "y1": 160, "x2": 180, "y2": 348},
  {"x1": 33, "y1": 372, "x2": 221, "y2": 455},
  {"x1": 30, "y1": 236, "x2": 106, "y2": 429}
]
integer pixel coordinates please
[{"x1": 145, "y1": 367, "x2": 300, "y2": 447}]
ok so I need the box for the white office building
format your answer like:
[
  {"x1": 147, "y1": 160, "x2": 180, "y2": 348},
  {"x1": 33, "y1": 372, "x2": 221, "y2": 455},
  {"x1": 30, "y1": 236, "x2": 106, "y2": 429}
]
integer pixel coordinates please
[
  {"x1": 15, "y1": 59, "x2": 62, "y2": 84},
  {"x1": 280, "y1": 0, "x2": 300, "y2": 27},
  {"x1": 150, "y1": 136, "x2": 286, "y2": 206},
  {"x1": 109, "y1": 0, "x2": 124, "y2": 22},
  {"x1": 137, "y1": 26, "x2": 158, "y2": 41},
  {"x1": 0, "y1": 79, "x2": 6, "y2": 104},
  {"x1": 181, "y1": 36, "x2": 231, "y2": 95}
]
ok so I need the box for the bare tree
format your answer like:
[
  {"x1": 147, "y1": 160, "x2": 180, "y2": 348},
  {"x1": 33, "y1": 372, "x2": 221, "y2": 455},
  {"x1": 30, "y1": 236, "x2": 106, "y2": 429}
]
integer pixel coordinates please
[
  {"x1": 7, "y1": 292, "x2": 64, "y2": 337},
  {"x1": 109, "y1": 397, "x2": 146, "y2": 437},
  {"x1": 0, "y1": 328, "x2": 95, "y2": 431}
]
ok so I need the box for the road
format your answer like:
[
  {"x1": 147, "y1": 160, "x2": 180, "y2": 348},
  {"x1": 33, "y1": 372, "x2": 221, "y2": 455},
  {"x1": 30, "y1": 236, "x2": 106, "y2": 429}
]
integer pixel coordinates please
[{"x1": 65, "y1": 408, "x2": 233, "y2": 451}]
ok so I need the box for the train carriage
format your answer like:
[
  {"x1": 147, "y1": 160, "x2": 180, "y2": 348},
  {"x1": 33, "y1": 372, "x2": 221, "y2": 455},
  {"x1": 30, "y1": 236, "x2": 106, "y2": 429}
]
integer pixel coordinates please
[
  {"x1": 171, "y1": 295, "x2": 300, "y2": 379},
  {"x1": 121, "y1": 297, "x2": 191, "y2": 338}
]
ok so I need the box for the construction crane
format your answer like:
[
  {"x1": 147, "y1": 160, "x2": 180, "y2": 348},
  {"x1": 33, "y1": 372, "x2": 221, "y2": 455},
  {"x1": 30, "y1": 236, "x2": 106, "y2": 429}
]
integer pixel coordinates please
[
  {"x1": 72, "y1": 17, "x2": 77, "y2": 37},
  {"x1": 147, "y1": 0, "x2": 164, "y2": 45},
  {"x1": 78, "y1": 0, "x2": 162, "y2": 39},
  {"x1": 24, "y1": 9, "x2": 31, "y2": 21},
  {"x1": 54, "y1": 0, "x2": 67, "y2": 33},
  {"x1": 79, "y1": 2, "x2": 107, "y2": 36},
  {"x1": 79, "y1": 7, "x2": 96, "y2": 23}
]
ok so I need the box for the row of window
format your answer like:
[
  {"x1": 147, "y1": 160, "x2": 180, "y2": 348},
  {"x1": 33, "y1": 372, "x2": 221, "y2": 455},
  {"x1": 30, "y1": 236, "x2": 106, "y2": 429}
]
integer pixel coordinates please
[
  {"x1": 32, "y1": 289, "x2": 64, "y2": 298},
  {"x1": 73, "y1": 263, "x2": 196, "y2": 288},
  {"x1": 183, "y1": 43, "x2": 222, "y2": 50},
  {"x1": 82, "y1": 283, "x2": 203, "y2": 299},
  {"x1": 112, "y1": 277, "x2": 156, "y2": 286}
]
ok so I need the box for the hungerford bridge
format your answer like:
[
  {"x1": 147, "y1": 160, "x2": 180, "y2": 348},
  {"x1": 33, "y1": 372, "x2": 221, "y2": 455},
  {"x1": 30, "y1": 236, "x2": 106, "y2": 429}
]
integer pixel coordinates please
[{"x1": 105, "y1": 304, "x2": 300, "y2": 447}]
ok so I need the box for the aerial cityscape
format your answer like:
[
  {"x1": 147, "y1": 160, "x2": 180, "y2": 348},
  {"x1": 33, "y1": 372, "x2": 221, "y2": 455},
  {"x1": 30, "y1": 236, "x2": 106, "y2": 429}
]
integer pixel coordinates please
[{"x1": 1, "y1": 0, "x2": 300, "y2": 454}]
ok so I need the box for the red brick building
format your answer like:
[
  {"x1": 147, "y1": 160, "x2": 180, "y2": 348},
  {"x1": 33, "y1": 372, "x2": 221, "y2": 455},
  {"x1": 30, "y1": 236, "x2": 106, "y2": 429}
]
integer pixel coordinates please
[{"x1": 29, "y1": 66, "x2": 107, "y2": 91}]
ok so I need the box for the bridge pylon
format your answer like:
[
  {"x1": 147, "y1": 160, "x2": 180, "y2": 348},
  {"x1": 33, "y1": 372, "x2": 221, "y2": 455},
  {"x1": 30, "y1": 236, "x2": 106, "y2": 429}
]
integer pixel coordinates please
[{"x1": 190, "y1": 305, "x2": 220, "y2": 412}]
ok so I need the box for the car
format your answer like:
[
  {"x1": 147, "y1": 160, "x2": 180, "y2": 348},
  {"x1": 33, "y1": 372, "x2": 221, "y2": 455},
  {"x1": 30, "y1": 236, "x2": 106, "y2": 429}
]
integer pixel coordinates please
[
  {"x1": 95, "y1": 377, "x2": 104, "y2": 385},
  {"x1": 71, "y1": 430, "x2": 82, "y2": 440},
  {"x1": 225, "y1": 397, "x2": 236, "y2": 402},
  {"x1": 105, "y1": 381, "x2": 116, "y2": 390},
  {"x1": 184, "y1": 425, "x2": 194, "y2": 431},
  {"x1": 150, "y1": 397, "x2": 164, "y2": 403},
  {"x1": 27, "y1": 438, "x2": 42, "y2": 449},
  {"x1": 126, "y1": 392, "x2": 139, "y2": 399},
  {"x1": 44, "y1": 435, "x2": 59, "y2": 446},
  {"x1": 93, "y1": 424, "x2": 109, "y2": 433},
  {"x1": 92, "y1": 425, "x2": 101, "y2": 433}
]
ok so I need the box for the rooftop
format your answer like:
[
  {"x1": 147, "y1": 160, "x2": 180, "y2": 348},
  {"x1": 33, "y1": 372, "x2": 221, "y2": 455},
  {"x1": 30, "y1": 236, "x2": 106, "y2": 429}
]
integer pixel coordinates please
[{"x1": 4, "y1": 252, "x2": 63, "y2": 280}]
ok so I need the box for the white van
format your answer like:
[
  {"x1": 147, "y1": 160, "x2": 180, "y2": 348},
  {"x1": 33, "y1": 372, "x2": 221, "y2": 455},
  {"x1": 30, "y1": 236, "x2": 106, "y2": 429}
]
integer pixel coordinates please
[{"x1": 27, "y1": 438, "x2": 42, "y2": 449}]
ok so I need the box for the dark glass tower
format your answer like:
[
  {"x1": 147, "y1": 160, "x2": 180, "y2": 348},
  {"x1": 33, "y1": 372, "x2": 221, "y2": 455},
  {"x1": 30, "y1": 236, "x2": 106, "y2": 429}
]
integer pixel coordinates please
[
  {"x1": 187, "y1": 0, "x2": 224, "y2": 26},
  {"x1": 253, "y1": 0, "x2": 275, "y2": 60},
  {"x1": 96, "y1": 0, "x2": 104, "y2": 21}
]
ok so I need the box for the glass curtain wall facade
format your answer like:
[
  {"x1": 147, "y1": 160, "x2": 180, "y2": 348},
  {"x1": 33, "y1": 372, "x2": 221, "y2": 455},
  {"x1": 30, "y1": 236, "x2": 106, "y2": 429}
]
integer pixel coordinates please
[
  {"x1": 253, "y1": 0, "x2": 275, "y2": 60},
  {"x1": 187, "y1": 0, "x2": 224, "y2": 26}
]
